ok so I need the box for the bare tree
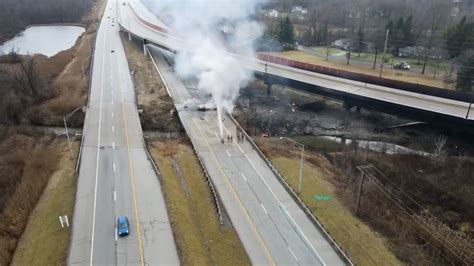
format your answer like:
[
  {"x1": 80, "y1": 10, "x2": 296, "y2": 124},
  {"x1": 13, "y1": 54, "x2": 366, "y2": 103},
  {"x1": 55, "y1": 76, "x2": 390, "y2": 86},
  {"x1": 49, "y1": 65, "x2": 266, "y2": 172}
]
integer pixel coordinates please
[
  {"x1": 10, "y1": 55, "x2": 41, "y2": 97},
  {"x1": 432, "y1": 135, "x2": 448, "y2": 163}
]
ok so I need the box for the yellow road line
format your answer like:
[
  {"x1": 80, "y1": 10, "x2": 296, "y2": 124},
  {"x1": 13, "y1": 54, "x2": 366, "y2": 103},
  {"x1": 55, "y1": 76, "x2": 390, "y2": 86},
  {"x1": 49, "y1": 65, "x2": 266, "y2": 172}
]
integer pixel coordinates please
[
  {"x1": 192, "y1": 118, "x2": 276, "y2": 266},
  {"x1": 120, "y1": 89, "x2": 145, "y2": 266}
]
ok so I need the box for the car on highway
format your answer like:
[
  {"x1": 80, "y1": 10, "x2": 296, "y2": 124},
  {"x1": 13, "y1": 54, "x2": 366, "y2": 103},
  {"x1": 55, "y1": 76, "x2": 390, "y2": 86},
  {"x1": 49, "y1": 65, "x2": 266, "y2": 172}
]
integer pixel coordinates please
[{"x1": 117, "y1": 216, "x2": 130, "y2": 237}]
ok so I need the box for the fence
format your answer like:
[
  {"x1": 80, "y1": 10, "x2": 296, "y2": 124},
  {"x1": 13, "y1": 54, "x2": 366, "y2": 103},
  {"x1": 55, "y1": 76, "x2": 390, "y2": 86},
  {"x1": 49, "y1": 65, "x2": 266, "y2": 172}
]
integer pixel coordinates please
[
  {"x1": 228, "y1": 114, "x2": 353, "y2": 265},
  {"x1": 75, "y1": 19, "x2": 99, "y2": 174},
  {"x1": 257, "y1": 53, "x2": 473, "y2": 103}
]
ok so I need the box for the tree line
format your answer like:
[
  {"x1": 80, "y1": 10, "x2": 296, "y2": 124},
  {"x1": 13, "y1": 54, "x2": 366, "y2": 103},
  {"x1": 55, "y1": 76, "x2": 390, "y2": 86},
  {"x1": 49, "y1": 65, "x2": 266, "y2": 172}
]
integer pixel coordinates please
[
  {"x1": 260, "y1": 0, "x2": 474, "y2": 91},
  {"x1": 0, "y1": 0, "x2": 94, "y2": 42}
]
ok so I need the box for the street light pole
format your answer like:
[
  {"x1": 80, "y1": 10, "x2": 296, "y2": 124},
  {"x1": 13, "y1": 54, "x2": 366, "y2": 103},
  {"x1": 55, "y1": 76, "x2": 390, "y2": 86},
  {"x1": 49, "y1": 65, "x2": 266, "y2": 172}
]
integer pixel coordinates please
[
  {"x1": 63, "y1": 106, "x2": 86, "y2": 157},
  {"x1": 280, "y1": 137, "x2": 304, "y2": 194}
]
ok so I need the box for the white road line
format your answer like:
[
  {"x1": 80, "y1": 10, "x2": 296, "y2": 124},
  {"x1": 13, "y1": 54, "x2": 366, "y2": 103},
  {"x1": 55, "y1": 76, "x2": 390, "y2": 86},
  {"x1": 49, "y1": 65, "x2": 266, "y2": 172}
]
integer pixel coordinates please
[
  {"x1": 90, "y1": 14, "x2": 108, "y2": 266},
  {"x1": 260, "y1": 203, "x2": 268, "y2": 215},
  {"x1": 115, "y1": 228, "x2": 118, "y2": 242},
  {"x1": 222, "y1": 123, "x2": 326, "y2": 264},
  {"x1": 112, "y1": 141, "x2": 115, "y2": 149},
  {"x1": 112, "y1": 112, "x2": 114, "y2": 118},
  {"x1": 113, "y1": 163, "x2": 116, "y2": 172},
  {"x1": 214, "y1": 132, "x2": 219, "y2": 138},
  {"x1": 226, "y1": 150, "x2": 231, "y2": 157},
  {"x1": 114, "y1": 190, "x2": 116, "y2": 202},
  {"x1": 111, "y1": 99, "x2": 114, "y2": 105},
  {"x1": 112, "y1": 126, "x2": 115, "y2": 132},
  {"x1": 241, "y1": 173, "x2": 247, "y2": 182},
  {"x1": 288, "y1": 247, "x2": 298, "y2": 262}
]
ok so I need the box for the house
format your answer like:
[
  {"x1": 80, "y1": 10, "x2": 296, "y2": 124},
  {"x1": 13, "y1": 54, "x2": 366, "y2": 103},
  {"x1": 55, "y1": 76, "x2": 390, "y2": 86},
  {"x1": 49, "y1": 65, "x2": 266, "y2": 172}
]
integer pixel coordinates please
[
  {"x1": 291, "y1": 6, "x2": 308, "y2": 14},
  {"x1": 333, "y1": 39, "x2": 355, "y2": 50}
]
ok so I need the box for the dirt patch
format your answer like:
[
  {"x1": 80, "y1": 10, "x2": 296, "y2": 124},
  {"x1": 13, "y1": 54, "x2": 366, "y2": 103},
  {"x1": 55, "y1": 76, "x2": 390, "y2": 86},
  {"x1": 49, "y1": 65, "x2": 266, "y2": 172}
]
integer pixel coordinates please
[
  {"x1": 149, "y1": 139, "x2": 249, "y2": 265},
  {"x1": 120, "y1": 34, "x2": 182, "y2": 132}
]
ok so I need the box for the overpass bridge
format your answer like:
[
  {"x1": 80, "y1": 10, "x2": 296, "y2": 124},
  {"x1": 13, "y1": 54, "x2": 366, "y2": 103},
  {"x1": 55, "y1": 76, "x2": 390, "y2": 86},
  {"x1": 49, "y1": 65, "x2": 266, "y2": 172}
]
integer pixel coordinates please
[{"x1": 118, "y1": 0, "x2": 473, "y2": 128}]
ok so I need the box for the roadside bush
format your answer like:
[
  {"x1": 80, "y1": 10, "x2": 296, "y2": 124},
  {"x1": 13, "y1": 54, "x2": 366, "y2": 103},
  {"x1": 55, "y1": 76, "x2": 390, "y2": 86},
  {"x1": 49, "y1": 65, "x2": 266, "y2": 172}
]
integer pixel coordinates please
[{"x1": 0, "y1": 139, "x2": 61, "y2": 265}]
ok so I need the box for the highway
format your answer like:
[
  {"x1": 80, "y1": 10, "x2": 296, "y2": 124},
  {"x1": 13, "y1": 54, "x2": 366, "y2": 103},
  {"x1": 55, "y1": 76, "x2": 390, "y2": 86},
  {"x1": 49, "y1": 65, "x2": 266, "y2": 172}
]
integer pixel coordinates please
[
  {"x1": 146, "y1": 44, "x2": 348, "y2": 265},
  {"x1": 68, "y1": 0, "x2": 178, "y2": 265},
  {"x1": 120, "y1": 0, "x2": 473, "y2": 122}
]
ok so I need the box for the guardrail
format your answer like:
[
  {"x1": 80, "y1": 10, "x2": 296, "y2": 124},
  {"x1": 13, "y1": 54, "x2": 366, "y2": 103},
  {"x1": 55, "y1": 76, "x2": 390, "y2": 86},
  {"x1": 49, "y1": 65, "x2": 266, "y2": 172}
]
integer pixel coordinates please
[
  {"x1": 75, "y1": 19, "x2": 99, "y2": 174},
  {"x1": 191, "y1": 148, "x2": 224, "y2": 225},
  {"x1": 228, "y1": 114, "x2": 354, "y2": 265},
  {"x1": 142, "y1": 44, "x2": 224, "y2": 224},
  {"x1": 258, "y1": 53, "x2": 473, "y2": 103}
]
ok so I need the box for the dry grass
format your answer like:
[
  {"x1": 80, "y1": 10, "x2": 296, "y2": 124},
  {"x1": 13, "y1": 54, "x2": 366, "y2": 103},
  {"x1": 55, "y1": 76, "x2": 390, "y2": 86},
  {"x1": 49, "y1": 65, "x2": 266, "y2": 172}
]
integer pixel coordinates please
[
  {"x1": 149, "y1": 139, "x2": 250, "y2": 265},
  {"x1": 0, "y1": 133, "x2": 64, "y2": 265},
  {"x1": 120, "y1": 33, "x2": 182, "y2": 132},
  {"x1": 272, "y1": 50, "x2": 454, "y2": 90},
  {"x1": 257, "y1": 138, "x2": 401, "y2": 265},
  {"x1": 11, "y1": 141, "x2": 77, "y2": 266}
]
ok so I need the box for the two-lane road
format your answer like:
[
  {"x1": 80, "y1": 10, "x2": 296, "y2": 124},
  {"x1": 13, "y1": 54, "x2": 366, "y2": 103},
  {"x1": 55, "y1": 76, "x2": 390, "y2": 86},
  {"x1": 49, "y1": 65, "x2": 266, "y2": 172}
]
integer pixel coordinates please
[
  {"x1": 68, "y1": 0, "x2": 178, "y2": 265},
  {"x1": 148, "y1": 46, "x2": 348, "y2": 265}
]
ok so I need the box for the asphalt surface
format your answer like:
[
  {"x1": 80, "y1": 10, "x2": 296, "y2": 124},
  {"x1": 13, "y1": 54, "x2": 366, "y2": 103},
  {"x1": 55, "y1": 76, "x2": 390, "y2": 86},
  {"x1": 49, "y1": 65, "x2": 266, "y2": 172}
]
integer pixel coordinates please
[
  {"x1": 68, "y1": 0, "x2": 178, "y2": 265},
  {"x1": 119, "y1": 1, "x2": 473, "y2": 121},
  {"x1": 147, "y1": 45, "x2": 347, "y2": 265}
]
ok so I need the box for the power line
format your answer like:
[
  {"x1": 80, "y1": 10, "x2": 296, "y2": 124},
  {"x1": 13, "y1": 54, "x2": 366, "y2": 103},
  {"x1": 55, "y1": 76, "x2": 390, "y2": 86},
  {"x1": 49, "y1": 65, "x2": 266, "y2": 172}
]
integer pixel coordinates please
[{"x1": 359, "y1": 165, "x2": 473, "y2": 263}]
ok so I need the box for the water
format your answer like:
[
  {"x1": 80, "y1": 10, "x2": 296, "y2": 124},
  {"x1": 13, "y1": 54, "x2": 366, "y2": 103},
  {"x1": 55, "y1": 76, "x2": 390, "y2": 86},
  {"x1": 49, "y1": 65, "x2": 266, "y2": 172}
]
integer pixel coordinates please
[
  {"x1": 0, "y1": 25, "x2": 85, "y2": 57},
  {"x1": 318, "y1": 136, "x2": 431, "y2": 156}
]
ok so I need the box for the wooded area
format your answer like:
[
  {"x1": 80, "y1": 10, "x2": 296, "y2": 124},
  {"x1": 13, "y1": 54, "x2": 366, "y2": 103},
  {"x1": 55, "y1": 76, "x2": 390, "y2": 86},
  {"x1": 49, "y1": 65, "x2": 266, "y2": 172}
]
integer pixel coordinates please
[{"x1": 0, "y1": 0, "x2": 94, "y2": 42}]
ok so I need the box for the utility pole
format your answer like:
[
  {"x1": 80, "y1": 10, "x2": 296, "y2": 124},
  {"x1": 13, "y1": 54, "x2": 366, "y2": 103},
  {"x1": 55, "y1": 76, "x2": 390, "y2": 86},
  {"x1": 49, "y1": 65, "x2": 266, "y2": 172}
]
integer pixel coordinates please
[
  {"x1": 356, "y1": 165, "x2": 371, "y2": 216},
  {"x1": 372, "y1": 48, "x2": 378, "y2": 69},
  {"x1": 379, "y1": 29, "x2": 389, "y2": 78}
]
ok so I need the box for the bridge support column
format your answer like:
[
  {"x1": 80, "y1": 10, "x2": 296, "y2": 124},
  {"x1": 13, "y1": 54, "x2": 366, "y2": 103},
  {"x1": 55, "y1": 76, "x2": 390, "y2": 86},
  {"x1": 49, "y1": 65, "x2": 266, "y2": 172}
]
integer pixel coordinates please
[
  {"x1": 264, "y1": 75, "x2": 273, "y2": 97},
  {"x1": 143, "y1": 40, "x2": 147, "y2": 56},
  {"x1": 266, "y1": 83, "x2": 272, "y2": 97},
  {"x1": 343, "y1": 100, "x2": 355, "y2": 126}
]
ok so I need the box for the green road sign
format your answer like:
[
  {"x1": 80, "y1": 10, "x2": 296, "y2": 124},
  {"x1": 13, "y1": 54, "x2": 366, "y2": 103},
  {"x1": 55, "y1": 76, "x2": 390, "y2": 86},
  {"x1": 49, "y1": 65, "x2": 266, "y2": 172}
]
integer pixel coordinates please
[{"x1": 313, "y1": 195, "x2": 333, "y2": 201}]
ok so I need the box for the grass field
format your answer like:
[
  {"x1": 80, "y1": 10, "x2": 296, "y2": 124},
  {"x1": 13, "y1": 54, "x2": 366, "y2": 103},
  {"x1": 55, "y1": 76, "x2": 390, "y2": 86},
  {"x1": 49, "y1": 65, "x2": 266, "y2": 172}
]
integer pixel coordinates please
[
  {"x1": 149, "y1": 140, "x2": 249, "y2": 265},
  {"x1": 10, "y1": 142, "x2": 77, "y2": 266},
  {"x1": 271, "y1": 50, "x2": 454, "y2": 89},
  {"x1": 257, "y1": 138, "x2": 401, "y2": 265},
  {"x1": 314, "y1": 47, "x2": 344, "y2": 56}
]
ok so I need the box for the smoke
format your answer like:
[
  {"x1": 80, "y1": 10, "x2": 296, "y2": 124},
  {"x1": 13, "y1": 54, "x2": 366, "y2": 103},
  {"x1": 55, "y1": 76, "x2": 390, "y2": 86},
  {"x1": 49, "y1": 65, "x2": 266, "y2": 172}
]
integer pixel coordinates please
[{"x1": 143, "y1": 0, "x2": 264, "y2": 138}]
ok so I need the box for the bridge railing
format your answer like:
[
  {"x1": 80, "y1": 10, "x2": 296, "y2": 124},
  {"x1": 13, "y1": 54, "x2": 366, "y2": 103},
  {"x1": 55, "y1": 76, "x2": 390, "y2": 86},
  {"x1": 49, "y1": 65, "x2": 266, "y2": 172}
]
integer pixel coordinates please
[
  {"x1": 75, "y1": 16, "x2": 99, "y2": 175},
  {"x1": 143, "y1": 44, "x2": 225, "y2": 225}
]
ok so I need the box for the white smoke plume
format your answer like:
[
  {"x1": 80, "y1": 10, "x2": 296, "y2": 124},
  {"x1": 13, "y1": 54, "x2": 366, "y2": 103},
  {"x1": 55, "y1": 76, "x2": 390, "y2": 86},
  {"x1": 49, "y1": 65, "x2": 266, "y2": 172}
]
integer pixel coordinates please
[{"x1": 143, "y1": 0, "x2": 264, "y2": 138}]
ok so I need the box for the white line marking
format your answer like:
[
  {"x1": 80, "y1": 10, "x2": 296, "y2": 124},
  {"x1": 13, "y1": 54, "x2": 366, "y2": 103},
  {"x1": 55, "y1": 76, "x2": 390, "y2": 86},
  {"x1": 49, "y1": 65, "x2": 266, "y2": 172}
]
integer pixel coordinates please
[
  {"x1": 115, "y1": 228, "x2": 118, "y2": 242},
  {"x1": 111, "y1": 100, "x2": 114, "y2": 105},
  {"x1": 222, "y1": 123, "x2": 325, "y2": 264},
  {"x1": 90, "y1": 15, "x2": 108, "y2": 266},
  {"x1": 241, "y1": 173, "x2": 247, "y2": 182},
  {"x1": 226, "y1": 150, "x2": 231, "y2": 157},
  {"x1": 112, "y1": 126, "x2": 115, "y2": 132},
  {"x1": 112, "y1": 141, "x2": 115, "y2": 149},
  {"x1": 288, "y1": 247, "x2": 298, "y2": 262},
  {"x1": 214, "y1": 132, "x2": 219, "y2": 138},
  {"x1": 113, "y1": 163, "x2": 116, "y2": 172},
  {"x1": 260, "y1": 203, "x2": 268, "y2": 215},
  {"x1": 111, "y1": 112, "x2": 114, "y2": 118}
]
